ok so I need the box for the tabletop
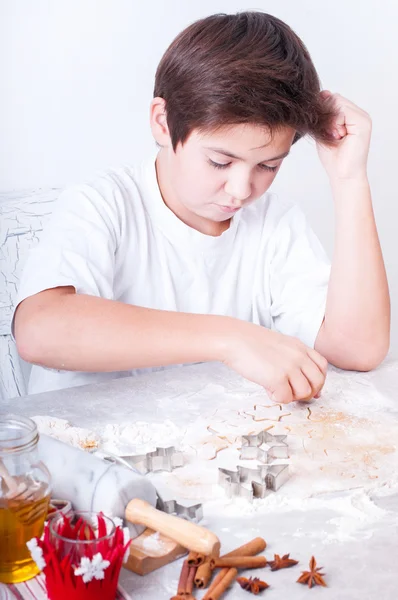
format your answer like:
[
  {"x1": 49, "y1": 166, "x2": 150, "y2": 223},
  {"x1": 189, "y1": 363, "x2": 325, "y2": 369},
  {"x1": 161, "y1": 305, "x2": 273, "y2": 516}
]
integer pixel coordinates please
[{"x1": 2, "y1": 358, "x2": 398, "y2": 599}]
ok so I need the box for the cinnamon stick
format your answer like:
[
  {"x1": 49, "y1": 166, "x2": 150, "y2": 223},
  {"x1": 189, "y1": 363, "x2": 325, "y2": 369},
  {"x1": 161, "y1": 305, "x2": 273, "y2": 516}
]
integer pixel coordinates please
[
  {"x1": 195, "y1": 557, "x2": 213, "y2": 588},
  {"x1": 170, "y1": 560, "x2": 198, "y2": 600},
  {"x1": 186, "y1": 566, "x2": 197, "y2": 594},
  {"x1": 203, "y1": 568, "x2": 238, "y2": 600},
  {"x1": 187, "y1": 551, "x2": 205, "y2": 566},
  {"x1": 177, "y1": 560, "x2": 190, "y2": 595},
  {"x1": 204, "y1": 537, "x2": 266, "y2": 593},
  {"x1": 223, "y1": 537, "x2": 266, "y2": 558},
  {"x1": 211, "y1": 555, "x2": 267, "y2": 569}
]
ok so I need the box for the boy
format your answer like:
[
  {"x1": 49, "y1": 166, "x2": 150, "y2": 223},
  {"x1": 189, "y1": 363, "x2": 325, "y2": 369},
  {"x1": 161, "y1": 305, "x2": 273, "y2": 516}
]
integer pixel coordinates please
[{"x1": 13, "y1": 12, "x2": 390, "y2": 401}]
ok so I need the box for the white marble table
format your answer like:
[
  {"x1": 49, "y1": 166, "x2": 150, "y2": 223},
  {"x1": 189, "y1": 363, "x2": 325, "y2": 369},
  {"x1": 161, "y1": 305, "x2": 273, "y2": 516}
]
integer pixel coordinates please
[{"x1": 3, "y1": 359, "x2": 398, "y2": 599}]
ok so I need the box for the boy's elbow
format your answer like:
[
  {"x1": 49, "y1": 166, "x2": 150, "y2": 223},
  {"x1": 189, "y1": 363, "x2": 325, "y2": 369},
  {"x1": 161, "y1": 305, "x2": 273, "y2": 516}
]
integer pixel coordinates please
[
  {"x1": 15, "y1": 337, "x2": 38, "y2": 365},
  {"x1": 14, "y1": 304, "x2": 43, "y2": 364},
  {"x1": 317, "y1": 325, "x2": 390, "y2": 372},
  {"x1": 14, "y1": 287, "x2": 74, "y2": 364},
  {"x1": 333, "y1": 338, "x2": 390, "y2": 372},
  {"x1": 351, "y1": 341, "x2": 389, "y2": 372}
]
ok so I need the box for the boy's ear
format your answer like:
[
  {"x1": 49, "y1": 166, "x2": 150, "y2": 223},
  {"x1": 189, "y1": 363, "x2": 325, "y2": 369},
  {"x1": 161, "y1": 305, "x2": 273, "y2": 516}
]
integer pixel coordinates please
[{"x1": 150, "y1": 97, "x2": 172, "y2": 147}]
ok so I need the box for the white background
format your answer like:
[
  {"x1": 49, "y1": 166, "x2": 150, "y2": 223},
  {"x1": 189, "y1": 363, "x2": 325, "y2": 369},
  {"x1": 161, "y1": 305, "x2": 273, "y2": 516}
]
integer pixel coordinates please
[{"x1": 1, "y1": 0, "x2": 397, "y2": 353}]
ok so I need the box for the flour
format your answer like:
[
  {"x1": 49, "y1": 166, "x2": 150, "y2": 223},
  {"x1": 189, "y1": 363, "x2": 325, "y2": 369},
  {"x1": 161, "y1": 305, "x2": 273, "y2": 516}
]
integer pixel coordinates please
[
  {"x1": 132, "y1": 531, "x2": 164, "y2": 551},
  {"x1": 99, "y1": 420, "x2": 184, "y2": 455},
  {"x1": 32, "y1": 365, "x2": 398, "y2": 546},
  {"x1": 140, "y1": 531, "x2": 160, "y2": 551},
  {"x1": 32, "y1": 416, "x2": 100, "y2": 449}
]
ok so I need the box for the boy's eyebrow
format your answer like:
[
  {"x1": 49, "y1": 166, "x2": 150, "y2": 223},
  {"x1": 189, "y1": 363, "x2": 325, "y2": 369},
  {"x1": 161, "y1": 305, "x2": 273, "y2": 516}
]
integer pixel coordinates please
[{"x1": 205, "y1": 147, "x2": 290, "y2": 161}]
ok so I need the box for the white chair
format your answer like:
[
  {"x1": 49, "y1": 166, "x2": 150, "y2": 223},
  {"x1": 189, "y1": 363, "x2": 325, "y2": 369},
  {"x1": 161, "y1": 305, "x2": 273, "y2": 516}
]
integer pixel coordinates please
[{"x1": 0, "y1": 188, "x2": 60, "y2": 400}]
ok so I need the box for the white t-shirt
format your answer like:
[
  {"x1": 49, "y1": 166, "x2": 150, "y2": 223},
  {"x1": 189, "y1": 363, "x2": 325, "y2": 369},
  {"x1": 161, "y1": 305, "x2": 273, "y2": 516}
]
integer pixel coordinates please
[{"x1": 14, "y1": 154, "x2": 331, "y2": 394}]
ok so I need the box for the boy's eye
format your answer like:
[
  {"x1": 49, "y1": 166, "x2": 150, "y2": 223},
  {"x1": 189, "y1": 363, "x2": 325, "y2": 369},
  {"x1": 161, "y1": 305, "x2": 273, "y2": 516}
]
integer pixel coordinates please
[
  {"x1": 259, "y1": 164, "x2": 278, "y2": 172},
  {"x1": 208, "y1": 159, "x2": 230, "y2": 169},
  {"x1": 208, "y1": 159, "x2": 278, "y2": 172}
]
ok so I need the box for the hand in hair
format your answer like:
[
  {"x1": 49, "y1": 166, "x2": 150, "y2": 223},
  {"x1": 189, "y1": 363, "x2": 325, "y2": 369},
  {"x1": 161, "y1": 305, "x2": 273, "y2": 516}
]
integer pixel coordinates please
[{"x1": 316, "y1": 92, "x2": 372, "y2": 182}]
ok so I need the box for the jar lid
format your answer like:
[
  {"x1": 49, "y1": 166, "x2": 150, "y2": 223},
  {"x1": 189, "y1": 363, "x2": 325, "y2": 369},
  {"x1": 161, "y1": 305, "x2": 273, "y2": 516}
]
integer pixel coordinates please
[{"x1": 0, "y1": 413, "x2": 39, "y2": 454}]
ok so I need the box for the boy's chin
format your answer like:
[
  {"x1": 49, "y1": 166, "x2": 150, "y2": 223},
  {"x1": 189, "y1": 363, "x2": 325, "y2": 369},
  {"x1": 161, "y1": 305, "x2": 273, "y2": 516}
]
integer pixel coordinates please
[
  {"x1": 201, "y1": 204, "x2": 238, "y2": 220},
  {"x1": 211, "y1": 210, "x2": 239, "y2": 222},
  {"x1": 205, "y1": 212, "x2": 233, "y2": 223},
  {"x1": 191, "y1": 205, "x2": 237, "y2": 224}
]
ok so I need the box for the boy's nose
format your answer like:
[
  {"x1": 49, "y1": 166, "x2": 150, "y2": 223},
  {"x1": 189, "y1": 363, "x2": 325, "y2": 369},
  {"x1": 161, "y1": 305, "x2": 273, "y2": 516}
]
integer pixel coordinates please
[{"x1": 224, "y1": 178, "x2": 252, "y2": 202}]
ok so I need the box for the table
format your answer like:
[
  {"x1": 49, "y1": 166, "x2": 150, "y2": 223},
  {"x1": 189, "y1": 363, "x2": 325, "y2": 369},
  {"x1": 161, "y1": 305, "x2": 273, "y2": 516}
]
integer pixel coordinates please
[{"x1": 3, "y1": 359, "x2": 398, "y2": 599}]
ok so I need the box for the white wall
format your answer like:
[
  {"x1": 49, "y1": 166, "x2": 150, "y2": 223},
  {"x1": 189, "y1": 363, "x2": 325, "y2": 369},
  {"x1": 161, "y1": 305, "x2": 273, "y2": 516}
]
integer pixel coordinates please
[{"x1": 1, "y1": 0, "x2": 397, "y2": 352}]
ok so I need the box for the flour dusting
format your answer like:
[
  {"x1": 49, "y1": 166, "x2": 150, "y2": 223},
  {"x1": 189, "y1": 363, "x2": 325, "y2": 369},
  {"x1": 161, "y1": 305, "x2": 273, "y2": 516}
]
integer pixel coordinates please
[
  {"x1": 32, "y1": 365, "x2": 398, "y2": 546},
  {"x1": 32, "y1": 416, "x2": 100, "y2": 449}
]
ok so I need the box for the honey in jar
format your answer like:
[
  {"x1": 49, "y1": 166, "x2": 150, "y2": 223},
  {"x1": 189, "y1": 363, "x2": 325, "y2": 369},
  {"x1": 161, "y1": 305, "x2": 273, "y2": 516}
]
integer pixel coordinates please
[{"x1": 0, "y1": 414, "x2": 51, "y2": 583}]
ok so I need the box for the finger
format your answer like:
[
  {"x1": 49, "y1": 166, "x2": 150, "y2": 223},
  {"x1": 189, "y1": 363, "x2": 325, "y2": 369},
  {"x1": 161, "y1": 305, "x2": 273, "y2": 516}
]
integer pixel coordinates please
[
  {"x1": 265, "y1": 379, "x2": 293, "y2": 405},
  {"x1": 307, "y1": 348, "x2": 328, "y2": 377},
  {"x1": 288, "y1": 371, "x2": 314, "y2": 401},
  {"x1": 300, "y1": 362, "x2": 326, "y2": 398},
  {"x1": 333, "y1": 112, "x2": 347, "y2": 139},
  {"x1": 320, "y1": 89, "x2": 333, "y2": 100},
  {"x1": 323, "y1": 91, "x2": 363, "y2": 114},
  {"x1": 330, "y1": 95, "x2": 370, "y2": 137},
  {"x1": 321, "y1": 92, "x2": 348, "y2": 139},
  {"x1": 332, "y1": 93, "x2": 369, "y2": 115}
]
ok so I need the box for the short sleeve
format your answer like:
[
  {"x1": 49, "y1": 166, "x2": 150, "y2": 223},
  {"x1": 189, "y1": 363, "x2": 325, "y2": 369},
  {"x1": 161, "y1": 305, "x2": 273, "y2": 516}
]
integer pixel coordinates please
[
  {"x1": 11, "y1": 183, "x2": 119, "y2": 332},
  {"x1": 269, "y1": 205, "x2": 330, "y2": 348}
]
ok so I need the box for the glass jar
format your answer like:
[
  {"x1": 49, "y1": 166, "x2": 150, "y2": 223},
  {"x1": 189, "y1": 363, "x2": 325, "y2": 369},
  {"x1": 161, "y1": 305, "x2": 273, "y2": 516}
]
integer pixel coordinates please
[
  {"x1": 45, "y1": 512, "x2": 121, "y2": 600},
  {"x1": 0, "y1": 414, "x2": 51, "y2": 583}
]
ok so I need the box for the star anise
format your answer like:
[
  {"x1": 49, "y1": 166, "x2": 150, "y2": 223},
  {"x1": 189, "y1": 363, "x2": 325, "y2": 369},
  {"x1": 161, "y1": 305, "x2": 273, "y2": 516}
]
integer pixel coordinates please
[
  {"x1": 268, "y1": 553, "x2": 299, "y2": 571},
  {"x1": 297, "y1": 556, "x2": 327, "y2": 588},
  {"x1": 236, "y1": 576, "x2": 269, "y2": 594}
]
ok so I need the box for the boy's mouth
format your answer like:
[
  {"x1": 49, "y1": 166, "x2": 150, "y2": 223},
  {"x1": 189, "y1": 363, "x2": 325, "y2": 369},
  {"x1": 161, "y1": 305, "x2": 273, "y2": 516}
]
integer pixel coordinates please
[{"x1": 217, "y1": 205, "x2": 241, "y2": 214}]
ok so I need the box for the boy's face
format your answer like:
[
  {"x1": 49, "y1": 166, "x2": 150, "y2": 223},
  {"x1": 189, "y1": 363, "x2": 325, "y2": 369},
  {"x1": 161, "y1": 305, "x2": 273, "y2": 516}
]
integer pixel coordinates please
[{"x1": 156, "y1": 121, "x2": 295, "y2": 233}]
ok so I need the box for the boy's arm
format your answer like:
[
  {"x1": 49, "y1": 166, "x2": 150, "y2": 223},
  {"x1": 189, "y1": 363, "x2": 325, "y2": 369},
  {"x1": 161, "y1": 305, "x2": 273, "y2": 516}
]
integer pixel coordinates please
[
  {"x1": 14, "y1": 286, "x2": 327, "y2": 404},
  {"x1": 14, "y1": 287, "x2": 225, "y2": 371},
  {"x1": 315, "y1": 93, "x2": 390, "y2": 370}
]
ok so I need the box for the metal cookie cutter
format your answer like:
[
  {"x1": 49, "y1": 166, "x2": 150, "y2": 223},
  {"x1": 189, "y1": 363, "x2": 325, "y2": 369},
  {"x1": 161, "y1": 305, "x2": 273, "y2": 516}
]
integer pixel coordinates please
[
  {"x1": 218, "y1": 429, "x2": 290, "y2": 501},
  {"x1": 219, "y1": 463, "x2": 290, "y2": 502},
  {"x1": 94, "y1": 450, "x2": 202, "y2": 523},
  {"x1": 240, "y1": 430, "x2": 289, "y2": 463},
  {"x1": 156, "y1": 497, "x2": 203, "y2": 522},
  {"x1": 122, "y1": 446, "x2": 185, "y2": 475},
  {"x1": 95, "y1": 447, "x2": 184, "y2": 475}
]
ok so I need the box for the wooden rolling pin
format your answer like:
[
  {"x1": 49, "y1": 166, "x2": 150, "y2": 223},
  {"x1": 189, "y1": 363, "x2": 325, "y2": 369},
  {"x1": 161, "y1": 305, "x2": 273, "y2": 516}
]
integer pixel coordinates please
[
  {"x1": 38, "y1": 435, "x2": 221, "y2": 574},
  {"x1": 125, "y1": 499, "x2": 220, "y2": 557}
]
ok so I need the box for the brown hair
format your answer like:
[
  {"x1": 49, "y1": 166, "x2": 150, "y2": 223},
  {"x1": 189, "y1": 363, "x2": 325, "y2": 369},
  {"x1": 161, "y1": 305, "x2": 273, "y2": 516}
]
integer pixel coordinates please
[{"x1": 154, "y1": 12, "x2": 336, "y2": 149}]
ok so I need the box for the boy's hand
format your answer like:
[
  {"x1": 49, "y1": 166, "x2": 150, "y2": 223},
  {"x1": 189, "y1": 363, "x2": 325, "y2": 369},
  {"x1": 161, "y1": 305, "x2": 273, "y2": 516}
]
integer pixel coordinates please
[
  {"x1": 316, "y1": 92, "x2": 372, "y2": 183},
  {"x1": 222, "y1": 322, "x2": 327, "y2": 403}
]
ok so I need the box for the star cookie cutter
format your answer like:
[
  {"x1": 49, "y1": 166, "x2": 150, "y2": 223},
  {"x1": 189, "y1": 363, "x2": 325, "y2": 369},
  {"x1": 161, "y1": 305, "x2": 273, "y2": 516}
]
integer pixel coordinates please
[
  {"x1": 156, "y1": 497, "x2": 203, "y2": 522},
  {"x1": 94, "y1": 450, "x2": 202, "y2": 522},
  {"x1": 94, "y1": 446, "x2": 184, "y2": 474},
  {"x1": 218, "y1": 463, "x2": 290, "y2": 502},
  {"x1": 240, "y1": 430, "x2": 289, "y2": 463},
  {"x1": 122, "y1": 446, "x2": 185, "y2": 475},
  {"x1": 218, "y1": 429, "x2": 290, "y2": 501}
]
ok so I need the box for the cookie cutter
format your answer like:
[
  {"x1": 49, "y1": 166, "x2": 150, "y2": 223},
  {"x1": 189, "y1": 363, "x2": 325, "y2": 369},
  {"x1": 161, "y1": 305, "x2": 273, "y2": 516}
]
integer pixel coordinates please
[
  {"x1": 156, "y1": 497, "x2": 203, "y2": 522},
  {"x1": 240, "y1": 430, "x2": 289, "y2": 463},
  {"x1": 218, "y1": 463, "x2": 290, "y2": 502},
  {"x1": 95, "y1": 446, "x2": 184, "y2": 474},
  {"x1": 94, "y1": 450, "x2": 202, "y2": 523},
  {"x1": 122, "y1": 446, "x2": 184, "y2": 474},
  {"x1": 218, "y1": 429, "x2": 290, "y2": 501}
]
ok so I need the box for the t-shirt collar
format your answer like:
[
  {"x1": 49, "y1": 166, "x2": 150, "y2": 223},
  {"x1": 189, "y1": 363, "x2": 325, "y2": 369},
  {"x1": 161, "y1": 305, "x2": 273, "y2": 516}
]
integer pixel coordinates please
[{"x1": 143, "y1": 152, "x2": 241, "y2": 251}]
